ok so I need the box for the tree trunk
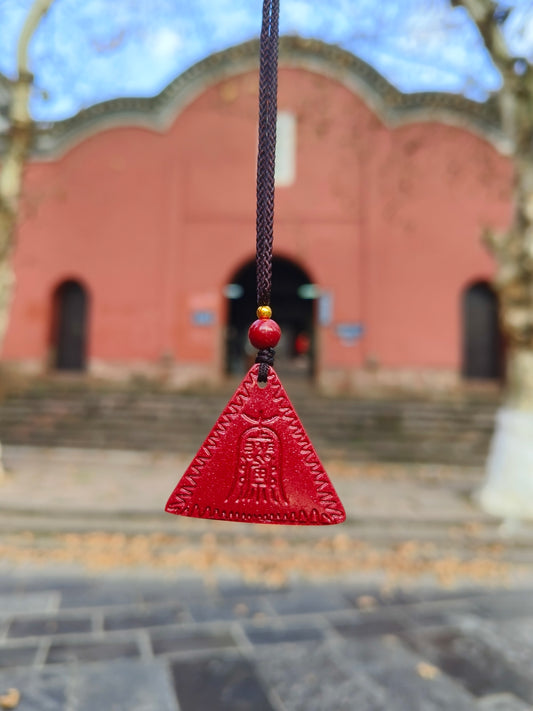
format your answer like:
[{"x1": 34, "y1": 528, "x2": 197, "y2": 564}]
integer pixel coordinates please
[
  {"x1": 475, "y1": 69, "x2": 533, "y2": 518},
  {"x1": 479, "y1": 347, "x2": 533, "y2": 519},
  {"x1": 478, "y1": 161, "x2": 533, "y2": 519},
  {"x1": 0, "y1": 257, "x2": 15, "y2": 353},
  {"x1": 0, "y1": 77, "x2": 33, "y2": 341},
  {"x1": 0, "y1": 0, "x2": 55, "y2": 481},
  {"x1": 0, "y1": 74, "x2": 34, "y2": 481}
]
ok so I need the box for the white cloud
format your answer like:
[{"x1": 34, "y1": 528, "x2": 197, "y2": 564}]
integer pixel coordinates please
[{"x1": 148, "y1": 27, "x2": 183, "y2": 59}]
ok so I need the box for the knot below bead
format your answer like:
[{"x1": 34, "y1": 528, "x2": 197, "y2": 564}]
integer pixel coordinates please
[
  {"x1": 255, "y1": 347, "x2": 275, "y2": 366},
  {"x1": 255, "y1": 347, "x2": 275, "y2": 382}
]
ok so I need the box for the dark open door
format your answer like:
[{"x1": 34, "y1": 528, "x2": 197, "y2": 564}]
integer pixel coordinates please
[
  {"x1": 462, "y1": 281, "x2": 503, "y2": 380},
  {"x1": 225, "y1": 256, "x2": 315, "y2": 378},
  {"x1": 53, "y1": 280, "x2": 88, "y2": 370}
]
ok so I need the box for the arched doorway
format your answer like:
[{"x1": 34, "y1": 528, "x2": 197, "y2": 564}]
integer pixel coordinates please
[
  {"x1": 225, "y1": 256, "x2": 316, "y2": 378},
  {"x1": 51, "y1": 280, "x2": 89, "y2": 371},
  {"x1": 461, "y1": 281, "x2": 503, "y2": 380}
]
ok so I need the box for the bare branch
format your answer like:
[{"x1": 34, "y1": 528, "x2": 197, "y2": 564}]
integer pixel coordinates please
[
  {"x1": 451, "y1": 0, "x2": 513, "y2": 73},
  {"x1": 16, "y1": 0, "x2": 56, "y2": 77},
  {"x1": 1, "y1": 0, "x2": 56, "y2": 250}
]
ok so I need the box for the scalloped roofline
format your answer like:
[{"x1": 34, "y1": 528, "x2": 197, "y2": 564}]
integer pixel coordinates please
[{"x1": 28, "y1": 36, "x2": 507, "y2": 159}]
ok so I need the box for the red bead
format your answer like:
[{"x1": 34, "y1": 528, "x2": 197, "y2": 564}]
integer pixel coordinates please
[{"x1": 248, "y1": 318, "x2": 281, "y2": 349}]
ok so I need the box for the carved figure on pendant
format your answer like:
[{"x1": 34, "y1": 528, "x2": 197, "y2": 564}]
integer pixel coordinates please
[{"x1": 226, "y1": 414, "x2": 287, "y2": 506}]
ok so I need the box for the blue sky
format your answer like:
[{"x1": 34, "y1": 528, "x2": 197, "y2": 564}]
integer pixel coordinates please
[{"x1": 0, "y1": 0, "x2": 522, "y2": 121}]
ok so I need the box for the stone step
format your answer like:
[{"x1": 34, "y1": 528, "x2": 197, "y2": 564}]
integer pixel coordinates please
[
  {"x1": 0, "y1": 385, "x2": 499, "y2": 465},
  {"x1": 0, "y1": 414, "x2": 493, "y2": 434},
  {"x1": 0, "y1": 438, "x2": 490, "y2": 466},
  {"x1": 0, "y1": 397, "x2": 497, "y2": 419}
]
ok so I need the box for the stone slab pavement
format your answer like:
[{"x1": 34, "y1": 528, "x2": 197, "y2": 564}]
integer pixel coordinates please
[
  {"x1": 2, "y1": 572, "x2": 533, "y2": 710},
  {"x1": 2, "y1": 447, "x2": 533, "y2": 708}
]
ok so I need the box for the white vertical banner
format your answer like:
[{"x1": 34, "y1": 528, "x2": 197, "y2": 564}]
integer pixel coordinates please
[{"x1": 275, "y1": 111, "x2": 296, "y2": 187}]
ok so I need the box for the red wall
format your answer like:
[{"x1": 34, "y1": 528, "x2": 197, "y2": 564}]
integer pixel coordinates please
[{"x1": 2, "y1": 65, "x2": 514, "y2": 381}]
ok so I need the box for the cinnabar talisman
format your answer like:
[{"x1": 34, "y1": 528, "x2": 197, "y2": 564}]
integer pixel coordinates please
[{"x1": 165, "y1": 0, "x2": 345, "y2": 526}]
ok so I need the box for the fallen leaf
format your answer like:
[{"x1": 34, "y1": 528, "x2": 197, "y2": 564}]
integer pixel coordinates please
[
  {"x1": 356, "y1": 595, "x2": 377, "y2": 610},
  {"x1": 416, "y1": 662, "x2": 439, "y2": 680},
  {"x1": 0, "y1": 688, "x2": 20, "y2": 709}
]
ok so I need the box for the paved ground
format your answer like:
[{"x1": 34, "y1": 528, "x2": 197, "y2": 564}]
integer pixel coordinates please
[
  {"x1": 2, "y1": 573, "x2": 533, "y2": 710},
  {"x1": 2, "y1": 446, "x2": 533, "y2": 709}
]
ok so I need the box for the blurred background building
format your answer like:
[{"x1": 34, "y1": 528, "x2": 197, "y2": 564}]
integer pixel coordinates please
[{"x1": 0, "y1": 37, "x2": 512, "y2": 391}]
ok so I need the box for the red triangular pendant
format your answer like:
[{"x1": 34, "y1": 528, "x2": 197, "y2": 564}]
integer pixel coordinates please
[{"x1": 165, "y1": 364, "x2": 345, "y2": 525}]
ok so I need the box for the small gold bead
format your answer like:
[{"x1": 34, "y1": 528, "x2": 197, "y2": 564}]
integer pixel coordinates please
[{"x1": 256, "y1": 305, "x2": 272, "y2": 319}]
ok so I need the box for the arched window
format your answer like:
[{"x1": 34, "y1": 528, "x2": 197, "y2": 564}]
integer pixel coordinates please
[
  {"x1": 461, "y1": 281, "x2": 503, "y2": 380},
  {"x1": 51, "y1": 280, "x2": 89, "y2": 371}
]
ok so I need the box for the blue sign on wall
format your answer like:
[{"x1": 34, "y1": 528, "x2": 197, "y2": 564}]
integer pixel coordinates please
[
  {"x1": 191, "y1": 310, "x2": 215, "y2": 326},
  {"x1": 336, "y1": 323, "x2": 364, "y2": 344}
]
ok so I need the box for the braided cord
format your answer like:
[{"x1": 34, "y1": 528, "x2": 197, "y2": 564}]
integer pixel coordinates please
[{"x1": 256, "y1": 0, "x2": 279, "y2": 308}]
